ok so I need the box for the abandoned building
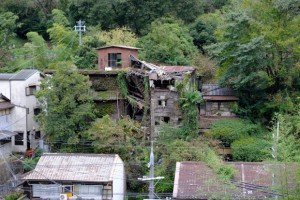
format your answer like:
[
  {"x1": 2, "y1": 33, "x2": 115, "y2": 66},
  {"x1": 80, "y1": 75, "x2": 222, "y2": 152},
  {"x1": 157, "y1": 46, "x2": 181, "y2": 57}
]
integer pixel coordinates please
[
  {"x1": 97, "y1": 45, "x2": 139, "y2": 70},
  {"x1": 22, "y1": 153, "x2": 125, "y2": 200},
  {"x1": 199, "y1": 84, "x2": 238, "y2": 132}
]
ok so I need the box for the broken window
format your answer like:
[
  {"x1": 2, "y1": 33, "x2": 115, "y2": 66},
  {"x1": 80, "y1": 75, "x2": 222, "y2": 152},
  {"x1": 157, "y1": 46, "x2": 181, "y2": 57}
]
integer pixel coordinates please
[
  {"x1": 163, "y1": 117, "x2": 170, "y2": 123},
  {"x1": 34, "y1": 107, "x2": 41, "y2": 116},
  {"x1": 108, "y1": 53, "x2": 122, "y2": 67},
  {"x1": 158, "y1": 100, "x2": 167, "y2": 107},
  {"x1": 35, "y1": 131, "x2": 41, "y2": 139},
  {"x1": 26, "y1": 85, "x2": 37, "y2": 96},
  {"x1": 15, "y1": 132, "x2": 24, "y2": 145}
]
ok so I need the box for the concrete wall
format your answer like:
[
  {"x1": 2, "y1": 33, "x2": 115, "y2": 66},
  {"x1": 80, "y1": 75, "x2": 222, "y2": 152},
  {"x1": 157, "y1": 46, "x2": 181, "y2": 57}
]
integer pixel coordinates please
[
  {"x1": 98, "y1": 47, "x2": 138, "y2": 70},
  {"x1": 0, "y1": 71, "x2": 43, "y2": 153},
  {"x1": 112, "y1": 156, "x2": 125, "y2": 200},
  {"x1": 150, "y1": 89, "x2": 182, "y2": 136}
]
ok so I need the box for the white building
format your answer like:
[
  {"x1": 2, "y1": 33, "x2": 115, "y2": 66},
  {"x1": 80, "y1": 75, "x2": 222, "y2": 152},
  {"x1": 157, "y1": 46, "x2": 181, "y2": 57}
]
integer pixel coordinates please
[
  {"x1": 0, "y1": 69, "x2": 43, "y2": 154},
  {"x1": 23, "y1": 153, "x2": 126, "y2": 200}
]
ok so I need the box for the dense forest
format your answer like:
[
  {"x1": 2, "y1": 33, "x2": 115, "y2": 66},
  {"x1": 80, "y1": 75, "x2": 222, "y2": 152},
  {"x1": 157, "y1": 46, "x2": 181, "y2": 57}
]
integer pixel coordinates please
[{"x1": 1, "y1": 0, "x2": 299, "y2": 198}]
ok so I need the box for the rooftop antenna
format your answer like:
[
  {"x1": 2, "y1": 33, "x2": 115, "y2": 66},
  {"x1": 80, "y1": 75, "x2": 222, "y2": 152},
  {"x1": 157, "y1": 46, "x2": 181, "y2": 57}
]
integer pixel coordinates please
[{"x1": 74, "y1": 20, "x2": 86, "y2": 46}]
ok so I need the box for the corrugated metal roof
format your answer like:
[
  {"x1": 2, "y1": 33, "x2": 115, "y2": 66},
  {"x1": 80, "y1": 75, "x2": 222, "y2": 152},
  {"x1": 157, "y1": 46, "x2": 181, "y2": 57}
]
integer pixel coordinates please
[
  {"x1": 202, "y1": 84, "x2": 235, "y2": 96},
  {"x1": 0, "y1": 69, "x2": 39, "y2": 81},
  {"x1": 0, "y1": 130, "x2": 17, "y2": 140},
  {"x1": 22, "y1": 153, "x2": 122, "y2": 183},
  {"x1": 96, "y1": 45, "x2": 140, "y2": 50},
  {"x1": 159, "y1": 66, "x2": 195, "y2": 73},
  {"x1": 0, "y1": 73, "x2": 15, "y2": 80}
]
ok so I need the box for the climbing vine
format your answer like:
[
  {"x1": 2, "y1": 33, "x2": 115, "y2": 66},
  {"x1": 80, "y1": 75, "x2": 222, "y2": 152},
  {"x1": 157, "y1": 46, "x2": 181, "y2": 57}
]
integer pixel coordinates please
[
  {"x1": 117, "y1": 72, "x2": 138, "y2": 107},
  {"x1": 176, "y1": 75, "x2": 202, "y2": 139}
]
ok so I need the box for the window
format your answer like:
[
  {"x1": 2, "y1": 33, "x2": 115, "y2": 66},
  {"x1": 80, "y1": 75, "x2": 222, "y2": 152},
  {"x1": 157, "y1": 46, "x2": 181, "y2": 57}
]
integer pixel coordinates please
[
  {"x1": 75, "y1": 185, "x2": 103, "y2": 197},
  {"x1": 26, "y1": 85, "x2": 37, "y2": 96},
  {"x1": 163, "y1": 117, "x2": 170, "y2": 123},
  {"x1": 108, "y1": 53, "x2": 122, "y2": 67},
  {"x1": 14, "y1": 132, "x2": 24, "y2": 145},
  {"x1": 62, "y1": 185, "x2": 73, "y2": 194},
  {"x1": 35, "y1": 131, "x2": 41, "y2": 139},
  {"x1": 34, "y1": 107, "x2": 41, "y2": 116},
  {"x1": 158, "y1": 100, "x2": 167, "y2": 107},
  {"x1": 0, "y1": 109, "x2": 11, "y2": 116}
]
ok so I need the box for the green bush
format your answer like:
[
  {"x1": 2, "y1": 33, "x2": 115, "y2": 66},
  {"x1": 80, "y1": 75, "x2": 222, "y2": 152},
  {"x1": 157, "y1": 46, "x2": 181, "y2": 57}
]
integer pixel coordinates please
[
  {"x1": 231, "y1": 137, "x2": 271, "y2": 162},
  {"x1": 4, "y1": 191, "x2": 23, "y2": 200},
  {"x1": 208, "y1": 119, "x2": 265, "y2": 146}
]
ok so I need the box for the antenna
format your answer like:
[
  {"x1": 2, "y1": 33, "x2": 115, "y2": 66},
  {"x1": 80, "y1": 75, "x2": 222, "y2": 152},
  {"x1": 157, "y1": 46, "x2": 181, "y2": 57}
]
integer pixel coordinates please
[{"x1": 74, "y1": 20, "x2": 86, "y2": 46}]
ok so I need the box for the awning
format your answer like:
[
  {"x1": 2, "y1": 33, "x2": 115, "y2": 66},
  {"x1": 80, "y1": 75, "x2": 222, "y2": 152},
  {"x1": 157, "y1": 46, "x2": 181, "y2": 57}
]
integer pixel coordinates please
[
  {"x1": 0, "y1": 102, "x2": 15, "y2": 111},
  {"x1": 0, "y1": 130, "x2": 17, "y2": 140}
]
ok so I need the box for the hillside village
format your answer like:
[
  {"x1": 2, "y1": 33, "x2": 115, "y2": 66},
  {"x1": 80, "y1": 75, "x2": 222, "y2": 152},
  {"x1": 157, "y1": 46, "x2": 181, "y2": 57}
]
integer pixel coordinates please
[{"x1": 0, "y1": 0, "x2": 300, "y2": 200}]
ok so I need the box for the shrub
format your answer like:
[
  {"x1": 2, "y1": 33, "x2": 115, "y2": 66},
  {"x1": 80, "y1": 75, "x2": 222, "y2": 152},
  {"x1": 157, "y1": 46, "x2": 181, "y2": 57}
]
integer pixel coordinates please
[
  {"x1": 208, "y1": 119, "x2": 265, "y2": 146},
  {"x1": 231, "y1": 137, "x2": 271, "y2": 162}
]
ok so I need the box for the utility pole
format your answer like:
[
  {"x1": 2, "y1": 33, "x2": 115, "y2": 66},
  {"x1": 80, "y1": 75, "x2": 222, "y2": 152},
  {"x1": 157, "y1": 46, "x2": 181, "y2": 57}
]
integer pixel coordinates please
[
  {"x1": 138, "y1": 141, "x2": 164, "y2": 200},
  {"x1": 149, "y1": 141, "x2": 155, "y2": 199},
  {"x1": 272, "y1": 120, "x2": 279, "y2": 199},
  {"x1": 74, "y1": 20, "x2": 86, "y2": 45}
]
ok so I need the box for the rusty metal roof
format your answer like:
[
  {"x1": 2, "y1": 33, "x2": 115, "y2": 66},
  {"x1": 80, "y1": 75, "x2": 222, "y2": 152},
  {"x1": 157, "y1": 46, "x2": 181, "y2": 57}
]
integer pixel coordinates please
[
  {"x1": 22, "y1": 153, "x2": 123, "y2": 183},
  {"x1": 173, "y1": 161, "x2": 299, "y2": 199},
  {"x1": 159, "y1": 66, "x2": 195, "y2": 73}
]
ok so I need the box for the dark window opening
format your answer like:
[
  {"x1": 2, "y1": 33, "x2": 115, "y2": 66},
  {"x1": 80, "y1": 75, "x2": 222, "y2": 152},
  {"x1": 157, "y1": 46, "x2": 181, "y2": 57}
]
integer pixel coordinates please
[
  {"x1": 158, "y1": 100, "x2": 167, "y2": 107},
  {"x1": 177, "y1": 118, "x2": 182, "y2": 124},
  {"x1": 108, "y1": 53, "x2": 122, "y2": 67},
  {"x1": 35, "y1": 131, "x2": 41, "y2": 139},
  {"x1": 34, "y1": 108, "x2": 41, "y2": 116},
  {"x1": 15, "y1": 132, "x2": 24, "y2": 145},
  {"x1": 155, "y1": 121, "x2": 160, "y2": 125},
  {"x1": 163, "y1": 117, "x2": 170, "y2": 123},
  {"x1": 26, "y1": 85, "x2": 37, "y2": 96},
  {"x1": 153, "y1": 80, "x2": 174, "y2": 89},
  {"x1": 62, "y1": 185, "x2": 73, "y2": 194}
]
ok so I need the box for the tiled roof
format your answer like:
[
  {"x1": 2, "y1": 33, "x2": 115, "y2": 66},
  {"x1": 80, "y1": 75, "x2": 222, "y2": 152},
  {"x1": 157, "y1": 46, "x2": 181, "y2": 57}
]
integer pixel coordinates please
[
  {"x1": 173, "y1": 161, "x2": 299, "y2": 199},
  {"x1": 96, "y1": 45, "x2": 140, "y2": 50},
  {"x1": 0, "y1": 69, "x2": 39, "y2": 80},
  {"x1": 22, "y1": 153, "x2": 123, "y2": 183},
  {"x1": 0, "y1": 102, "x2": 14, "y2": 111}
]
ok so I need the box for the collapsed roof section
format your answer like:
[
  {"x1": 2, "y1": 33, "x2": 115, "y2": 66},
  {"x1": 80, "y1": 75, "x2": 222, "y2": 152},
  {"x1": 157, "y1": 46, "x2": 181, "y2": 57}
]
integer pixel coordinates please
[{"x1": 129, "y1": 55, "x2": 195, "y2": 80}]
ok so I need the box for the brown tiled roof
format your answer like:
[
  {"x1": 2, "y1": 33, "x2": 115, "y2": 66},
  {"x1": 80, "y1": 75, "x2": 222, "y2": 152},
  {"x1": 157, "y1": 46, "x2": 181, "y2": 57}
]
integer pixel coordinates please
[{"x1": 173, "y1": 162, "x2": 299, "y2": 199}]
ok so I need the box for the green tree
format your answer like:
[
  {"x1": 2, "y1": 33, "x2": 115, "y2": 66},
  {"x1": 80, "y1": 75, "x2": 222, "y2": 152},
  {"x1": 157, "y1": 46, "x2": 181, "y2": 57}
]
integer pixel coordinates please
[
  {"x1": 36, "y1": 64, "x2": 95, "y2": 148},
  {"x1": 207, "y1": 0, "x2": 300, "y2": 121},
  {"x1": 138, "y1": 18, "x2": 197, "y2": 65},
  {"x1": 86, "y1": 115, "x2": 148, "y2": 192},
  {"x1": 208, "y1": 119, "x2": 266, "y2": 146},
  {"x1": 96, "y1": 27, "x2": 138, "y2": 46},
  {"x1": 0, "y1": 12, "x2": 20, "y2": 71},
  {"x1": 231, "y1": 137, "x2": 270, "y2": 161}
]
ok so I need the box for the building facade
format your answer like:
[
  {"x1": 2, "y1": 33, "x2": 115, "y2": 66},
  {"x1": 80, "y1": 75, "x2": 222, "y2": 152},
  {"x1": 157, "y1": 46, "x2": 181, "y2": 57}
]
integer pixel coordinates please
[
  {"x1": 97, "y1": 45, "x2": 139, "y2": 71},
  {"x1": 0, "y1": 69, "x2": 43, "y2": 153}
]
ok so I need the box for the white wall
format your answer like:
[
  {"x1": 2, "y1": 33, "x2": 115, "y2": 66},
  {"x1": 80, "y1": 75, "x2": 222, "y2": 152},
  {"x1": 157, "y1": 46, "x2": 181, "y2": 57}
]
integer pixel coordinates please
[
  {"x1": 112, "y1": 156, "x2": 125, "y2": 200},
  {"x1": 0, "y1": 71, "x2": 43, "y2": 153}
]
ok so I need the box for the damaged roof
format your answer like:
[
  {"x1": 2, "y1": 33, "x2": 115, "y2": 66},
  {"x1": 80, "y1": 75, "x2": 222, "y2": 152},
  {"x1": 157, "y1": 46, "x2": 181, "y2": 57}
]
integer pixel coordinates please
[
  {"x1": 173, "y1": 161, "x2": 299, "y2": 199},
  {"x1": 22, "y1": 153, "x2": 123, "y2": 183},
  {"x1": 129, "y1": 55, "x2": 195, "y2": 80}
]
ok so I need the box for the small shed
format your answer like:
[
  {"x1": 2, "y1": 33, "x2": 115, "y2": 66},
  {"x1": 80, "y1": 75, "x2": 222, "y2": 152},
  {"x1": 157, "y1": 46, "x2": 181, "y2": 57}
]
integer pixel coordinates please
[
  {"x1": 97, "y1": 45, "x2": 139, "y2": 71},
  {"x1": 22, "y1": 153, "x2": 125, "y2": 200}
]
